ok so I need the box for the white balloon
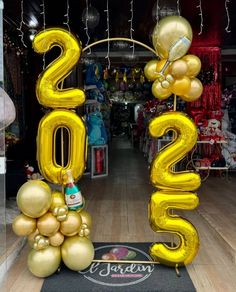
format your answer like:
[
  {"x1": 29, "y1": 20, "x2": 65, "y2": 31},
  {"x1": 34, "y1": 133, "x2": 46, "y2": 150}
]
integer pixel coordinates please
[{"x1": 0, "y1": 87, "x2": 16, "y2": 130}]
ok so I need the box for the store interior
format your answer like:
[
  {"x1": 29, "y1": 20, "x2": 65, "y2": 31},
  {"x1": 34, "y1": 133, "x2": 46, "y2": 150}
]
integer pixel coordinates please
[{"x1": 1, "y1": 0, "x2": 236, "y2": 291}]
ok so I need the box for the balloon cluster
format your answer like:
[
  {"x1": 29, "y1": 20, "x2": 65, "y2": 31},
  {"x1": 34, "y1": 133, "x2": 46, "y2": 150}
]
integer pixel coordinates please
[
  {"x1": 144, "y1": 16, "x2": 203, "y2": 102},
  {"x1": 12, "y1": 180, "x2": 94, "y2": 277}
]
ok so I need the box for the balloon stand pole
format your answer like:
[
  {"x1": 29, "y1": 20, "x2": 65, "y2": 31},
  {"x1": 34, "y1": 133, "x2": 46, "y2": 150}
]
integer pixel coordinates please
[
  {"x1": 173, "y1": 94, "x2": 177, "y2": 111},
  {"x1": 61, "y1": 127, "x2": 64, "y2": 194}
]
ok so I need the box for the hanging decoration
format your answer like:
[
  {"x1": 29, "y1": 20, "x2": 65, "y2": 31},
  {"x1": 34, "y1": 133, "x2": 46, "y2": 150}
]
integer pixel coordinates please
[
  {"x1": 83, "y1": 0, "x2": 91, "y2": 54},
  {"x1": 197, "y1": 0, "x2": 203, "y2": 35},
  {"x1": 129, "y1": 0, "x2": 135, "y2": 57},
  {"x1": 17, "y1": 0, "x2": 27, "y2": 48},
  {"x1": 40, "y1": 0, "x2": 46, "y2": 69},
  {"x1": 177, "y1": 0, "x2": 180, "y2": 16},
  {"x1": 104, "y1": 0, "x2": 111, "y2": 69},
  {"x1": 225, "y1": 0, "x2": 231, "y2": 33},
  {"x1": 63, "y1": 0, "x2": 71, "y2": 33},
  {"x1": 82, "y1": 4, "x2": 100, "y2": 29}
]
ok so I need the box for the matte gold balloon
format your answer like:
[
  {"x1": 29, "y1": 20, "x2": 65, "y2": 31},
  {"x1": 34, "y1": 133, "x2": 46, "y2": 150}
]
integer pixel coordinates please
[
  {"x1": 33, "y1": 28, "x2": 85, "y2": 108},
  {"x1": 28, "y1": 229, "x2": 40, "y2": 247},
  {"x1": 149, "y1": 190, "x2": 199, "y2": 267},
  {"x1": 28, "y1": 246, "x2": 61, "y2": 277},
  {"x1": 49, "y1": 231, "x2": 65, "y2": 247},
  {"x1": 152, "y1": 79, "x2": 172, "y2": 100},
  {"x1": 60, "y1": 211, "x2": 82, "y2": 236},
  {"x1": 61, "y1": 236, "x2": 94, "y2": 271},
  {"x1": 144, "y1": 60, "x2": 159, "y2": 81},
  {"x1": 152, "y1": 16, "x2": 192, "y2": 60},
  {"x1": 170, "y1": 60, "x2": 188, "y2": 78},
  {"x1": 37, "y1": 212, "x2": 60, "y2": 237},
  {"x1": 37, "y1": 109, "x2": 87, "y2": 185},
  {"x1": 79, "y1": 210, "x2": 92, "y2": 229},
  {"x1": 183, "y1": 54, "x2": 201, "y2": 78},
  {"x1": 12, "y1": 214, "x2": 37, "y2": 236},
  {"x1": 149, "y1": 111, "x2": 201, "y2": 191},
  {"x1": 17, "y1": 180, "x2": 51, "y2": 218},
  {"x1": 50, "y1": 191, "x2": 65, "y2": 211},
  {"x1": 181, "y1": 78, "x2": 203, "y2": 102},
  {"x1": 171, "y1": 76, "x2": 191, "y2": 96}
]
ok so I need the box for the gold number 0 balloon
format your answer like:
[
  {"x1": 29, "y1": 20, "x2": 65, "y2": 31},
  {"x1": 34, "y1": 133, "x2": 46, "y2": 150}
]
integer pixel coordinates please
[
  {"x1": 33, "y1": 28, "x2": 85, "y2": 108},
  {"x1": 149, "y1": 111, "x2": 201, "y2": 191},
  {"x1": 37, "y1": 109, "x2": 87, "y2": 185}
]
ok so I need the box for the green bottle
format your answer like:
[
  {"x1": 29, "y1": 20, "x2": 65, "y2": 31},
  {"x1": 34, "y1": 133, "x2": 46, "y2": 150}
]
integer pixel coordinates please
[{"x1": 64, "y1": 170, "x2": 84, "y2": 211}]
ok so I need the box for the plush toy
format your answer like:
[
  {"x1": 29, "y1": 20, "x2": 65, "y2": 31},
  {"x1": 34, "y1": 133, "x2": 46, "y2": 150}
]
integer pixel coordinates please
[
  {"x1": 87, "y1": 111, "x2": 107, "y2": 145},
  {"x1": 201, "y1": 118, "x2": 224, "y2": 141},
  {"x1": 85, "y1": 63, "x2": 104, "y2": 90}
]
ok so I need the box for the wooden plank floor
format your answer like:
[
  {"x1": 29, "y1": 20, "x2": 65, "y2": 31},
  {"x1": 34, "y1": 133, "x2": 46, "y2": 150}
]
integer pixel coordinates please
[{"x1": 3, "y1": 137, "x2": 236, "y2": 291}]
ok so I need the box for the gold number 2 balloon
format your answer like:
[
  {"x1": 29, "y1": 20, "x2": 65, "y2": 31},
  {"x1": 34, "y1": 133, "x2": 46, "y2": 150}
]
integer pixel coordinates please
[
  {"x1": 148, "y1": 111, "x2": 200, "y2": 267},
  {"x1": 33, "y1": 28, "x2": 87, "y2": 184}
]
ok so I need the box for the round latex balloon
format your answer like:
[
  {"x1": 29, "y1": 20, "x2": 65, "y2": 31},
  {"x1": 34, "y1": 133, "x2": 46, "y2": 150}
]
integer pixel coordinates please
[
  {"x1": 152, "y1": 16, "x2": 192, "y2": 60},
  {"x1": 171, "y1": 76, "x2": 191, "y2": 96},
  {"x1": 17, "y1": 180, "x2": 52, "y2": 218},
  {"x1": 181, "y1": 78, "x2": 203, "y2": 102},
  {"x1": 49, "y1": 231, "x2": 65, "y2": 247},
  {"x1": 37, "y1": 212, "x2": 60, "y2": 237},
  {"x1": 152, "y1": 79, "x2": 172, "y2": 100},
  {"x1": 0, "y1": 87, "x2": 16, "y2": 130},
  {"x1": 27, "y1": 246, "x2": 61, "y2": 277},
  {"x1": 60, "y1": 211, "x2": 82, "y2": 236},
  {"x1": 78, "y1": 210, "x2": 92, "y2": 229},
  {"x1": 61, "y1": 236, "x2": 94, "y2": 271},
  {"x1": 12, "y1": 214, "x2": 37, "y2": 236},
  {"x1": 182, "y1": 54, "x2": 201, "y2": 78},
  {"x1": 170, "y1": 60, "x2": 188, "y2": 78},
  {"x1": 28, "y1": 229, "x2": 40, "y2": 248},
  {"x1": 144, "y1": 60, "x2": 159, "y2": 81},
  {"x1": 49, "y1": 191, "x2": 66, "y2": 211}
]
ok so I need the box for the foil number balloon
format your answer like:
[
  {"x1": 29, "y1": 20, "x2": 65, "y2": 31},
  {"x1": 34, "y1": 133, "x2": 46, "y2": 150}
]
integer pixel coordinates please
[
  {"x1": 149, "y1": 112, "x2": 200, "y2": 267},
  {"x1": 33, "y1": 28, "x2": 87, "y2": 184}
]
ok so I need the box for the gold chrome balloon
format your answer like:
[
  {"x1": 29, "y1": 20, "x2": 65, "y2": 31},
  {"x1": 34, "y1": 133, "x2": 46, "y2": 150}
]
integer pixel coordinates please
[
  {"x1": 12, "y1": 214, "x2": 36, "y2": 236},
  {"x1": 144, "y1": 60, "x2": 159, "y2": 81},
  {"x1": 33, "y1": 28, "x2": 85, "y2": 108},
  {"x1": 170, "y1": 60, "x2": 188, "y2": 78},
  {"x1": 181, "y1": 78, "x2": 203, "y2": 102},
  {"x1": 37, "y1": 212, "x2": 60, "y2": 237},
  {"x1": 61, "y1": 236, "x2": 94, "y2": 271},
  {"x1": 49, "y1": 231, "x2": 65, "y2": 247},
  {"x1": 149, "y1": 111, "x2": 201, "y2": 191},
  {"x1": 37, "y1": 109, "x2": 87, "y2": 185},
  {"x1": 152, "y1": 16, "x2": 192, "y2": 60},
  {"x1": 79, "y1": 210, "x2": 92, "y2": 229},
  {"x1": 149, "y1": 190, "x2": 199, "y2": 266},
  {"x1": 28, "y1": 229, "x2": 40, "y2": 247},
  {"x1": 27, "y1": 246, "x2": 61, "y2": 277},
  {"x1": 183, "y1": 54, "x2": 201, "y2": 78},
  {"x1": 171, "y1": 76, "x2": 191, "y2": 96},
  {"x1": 33, "y1": 234, "x2": 50, "y2": 250},
  {"x1": 60, "y1": 211, "x2": 82, "y2": 236},
  {"x1": 152, "y1": 79, "x2": 172, "y2": 100},
  {"x1": 17, "y1": 180, "x2": 51, "y2": 218}
]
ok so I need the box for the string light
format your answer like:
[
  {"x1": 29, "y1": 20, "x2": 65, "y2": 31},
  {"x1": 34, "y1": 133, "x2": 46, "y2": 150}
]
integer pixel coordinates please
[
  {"x1": 225, "y1": 0, "x2": 231, "y2": 33},
  {"x1": 196, "y1": 0, "x2": 203, "y2": 35},
  {"x1": 155, "y1": 0, "x2": 160, "y2": 23},
  {"x1": 104, "y1": 0, "x2": 110, "y2": 69},
  {"x1": 17, "y1": 0, "x2": 27, "y2": 48},
  {"x1": 40, "y1": 0, "x2": 46, "y2": 69},
  {"x1": 128, "y1": 0, "x2": 135, "y2": 56},
  {"x1": 63, "y1": 0, "x2": 70, "y2": 33},
  {"x1": 84, "y1": 0, "x2": 91, "y2": 54},
  {"x1": 177, "y1": 0, "x2": 180, "y2": 16}
]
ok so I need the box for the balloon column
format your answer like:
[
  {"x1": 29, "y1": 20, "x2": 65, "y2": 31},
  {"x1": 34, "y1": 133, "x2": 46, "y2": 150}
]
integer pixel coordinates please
[
  {"x1": 12, "y1": 28, "x2": 94, "y2": 277},
  {"x1": 145, "y1": 16, "x2": 202, "y2": 267}
]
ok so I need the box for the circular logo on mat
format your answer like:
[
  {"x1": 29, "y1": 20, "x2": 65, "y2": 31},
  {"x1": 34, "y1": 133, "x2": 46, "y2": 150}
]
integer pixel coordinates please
[{"x1": 79, "y1": 244, "x2": 155, "y2": 287}]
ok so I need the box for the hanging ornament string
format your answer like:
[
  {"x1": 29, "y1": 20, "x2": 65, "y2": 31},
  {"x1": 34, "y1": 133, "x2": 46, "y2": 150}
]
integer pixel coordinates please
[
  {"x1": 155, "y1": 0, "x2": 160, "y2": 23},
  {"x1": 177, "y1": 0, "x2": 180, "y2": 16},
  {"x1": 84, "y1": 0, "x2": 91, "y2": 54},
  {"x1": 17, "y1": 0, "x2": 27, "y2": 48},
  {"x1": 129, "y1": 0, "x2": 135, "y2": 57},
  {"x1": 40, "y1": 0, "x2": 46, "y2": 69},
  {"x1": 197, "y1": 0, "x2": 203, "y2": 35},
  {"x1": 225, "y1": 0, "x2": 231, "y2": 33},
  {"x1": 104, "y1": 0, "x2": 111, "y2": 69},
  {"x1": 63, "y1": 0, "x2": 71, "y2": 33}
]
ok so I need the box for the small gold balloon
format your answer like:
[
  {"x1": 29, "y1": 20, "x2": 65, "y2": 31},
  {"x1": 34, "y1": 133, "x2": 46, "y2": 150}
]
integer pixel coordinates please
[
  {"x1": 49, "y1": 232, "x2": 65, "y2": 247},
  {"x1": 49, "y1": 191, "x2": 65, "y2": 211},
  {"x1": 144, "y1": 60, "x2": 159, "y2": 81},
  {"x1": 170, "y1": 60, "x2": 188, "y2": 78},
  {"x1": 28, "y1": 229, "x2": 40, "y2": 247},
  {"x1": 171, "y1": 76, "x2": 191, "y2": 96},
  {"x1": 27, "y1": 246, "x2": 61, "y2": 277},
  {"x1": 37, "y1": 212, "x2": 60, "y2": 237},
  {"x1": 61, "y1": 236, "x2": 94, "y2": 271},
  {"x1": 17, "y1": 180, "x2": 52, "y2": 218},
  {"x1": 152, "y1": 79, "x2": 172, "y2": 100},
  {"x1": 166, "y1": 74, "x2": 175, "y2": 84},
  {"x1": 181, "y1": 78, "x2": 203, "y2": 102},
  {"x1": 12, "y1": 214, "x2": 37, "y2": 236},
  {"x1": 161, "y1": 80, "x2": 170, "y2": 89},
  {"x1": 78, "y1": 210, "x2": 92, "y2": 229},
  {"x1": 60, "y1": 211, "x2": 82, "y2": 236},
  {"x1": 182, "y1": 54, "x2": 201, "y2": 78}
]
